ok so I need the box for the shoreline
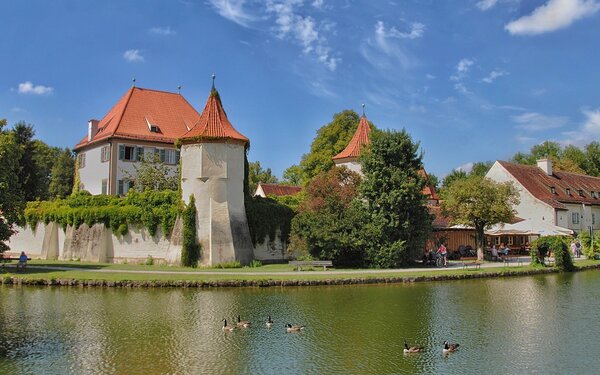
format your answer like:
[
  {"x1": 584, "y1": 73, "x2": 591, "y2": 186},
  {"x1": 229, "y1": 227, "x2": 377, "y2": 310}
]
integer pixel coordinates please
[{"x1": 2, "y1": 262, "x2": 599, "y2": 288}]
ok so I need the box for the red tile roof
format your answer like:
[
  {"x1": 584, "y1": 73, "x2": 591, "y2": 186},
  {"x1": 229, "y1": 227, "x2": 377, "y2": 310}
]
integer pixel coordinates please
[
  {"x1": 332, "y1": 115, "x2": 371, "y2": 161},
  {"x1": 257, "y1": 183, "x2": 302, "y2": 197},
  {"x1": 419, "y1": 169, "x2": 439, "y2": 201},
  {"x1": 75, "y1": 87, "x2": 201, "y2": 150},
  {"x1": 499, "y1": 160, "x2": 600, "y2": 209},
  {"x1": 179, "y1": 89, "x2": 248, "y2": 144}
]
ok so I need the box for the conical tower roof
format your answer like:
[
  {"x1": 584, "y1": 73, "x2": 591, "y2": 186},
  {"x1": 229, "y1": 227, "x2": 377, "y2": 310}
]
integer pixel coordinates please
[
  {"x1": 179, "y1": 86, "x2": 249, "y2": 144},
  {"x1": 333, "y1": 115, "x2": 371, "y2": 161}
]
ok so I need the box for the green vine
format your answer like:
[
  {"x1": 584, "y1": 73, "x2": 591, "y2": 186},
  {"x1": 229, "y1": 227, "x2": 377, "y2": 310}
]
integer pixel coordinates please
[
  {"x1": 181, "y1": 195, "x2": 200, "y2": 267},
  {"x1": 24, "y1": 190, "x2": 180, "y2": 237}
]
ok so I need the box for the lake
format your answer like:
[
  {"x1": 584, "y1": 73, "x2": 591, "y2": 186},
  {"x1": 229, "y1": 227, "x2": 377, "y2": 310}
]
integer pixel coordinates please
[{"x1": 2, "y1": 271, "x2": 600, "y2": 374}]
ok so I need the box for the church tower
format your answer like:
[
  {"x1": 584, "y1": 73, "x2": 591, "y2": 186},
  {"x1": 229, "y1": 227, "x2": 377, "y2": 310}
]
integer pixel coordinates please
[
  {"x1": 178, "y1": 78, "x2": 254, "y2": 265},
  {"x1": 332, "y1": 109, "x2": 372, "y2": 174}
]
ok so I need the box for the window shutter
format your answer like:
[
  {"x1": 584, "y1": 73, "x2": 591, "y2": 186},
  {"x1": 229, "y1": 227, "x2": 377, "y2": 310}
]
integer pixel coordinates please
[
  {"x1": 118, "y1": 180, "x2": 123, "y2": 195},
  {"x1": 175, "y1": 150, "x2": 180, "y2": 164},
  {"x1": 119, "y1": 145, "x2": 125, "y2": 160},
  {"x1": 160, "y1": 149, "x2": 166, "y2": 163},
  {"x1": 136, "y1": 147, "x2": 144, "y2": 162}
]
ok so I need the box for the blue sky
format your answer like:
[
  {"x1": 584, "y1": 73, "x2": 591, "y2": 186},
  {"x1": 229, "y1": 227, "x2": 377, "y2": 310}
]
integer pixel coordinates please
[{"x1": 2, "y1": 0, "x2": 600, "y2": 179}]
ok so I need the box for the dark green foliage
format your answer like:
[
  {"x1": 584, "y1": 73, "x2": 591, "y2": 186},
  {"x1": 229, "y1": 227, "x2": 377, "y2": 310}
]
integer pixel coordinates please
[
  {"x1": 578, "y1": 230, "x2": 600, "y2": 259},
  {"x1": 531, "y1": 236, "x2": 574, "y2": 271},
  {"x1": 246, "y1": 196, "x2": 295, "y2": 245},
  {"x1": 360, "y1": 129, "x2": 433, "y2": 267},
  {"x1": 248, "y1": 160, "x2": 278, "y2": 192},
  {"x1": 49, "y1": 148, "x2": 75, "y2": 199},
  {"x1": 24, "y1": 190, "x2": 179, "y2": 237},
  {"x1": 0, "y1": 122, "x2": 23, "y2": 252},
  {"x1": 181, "y1": 195, "x2": 200, "y2": 267},
  {"x1": 123, "y1": 153, "x2": 178, "y2": 192}
]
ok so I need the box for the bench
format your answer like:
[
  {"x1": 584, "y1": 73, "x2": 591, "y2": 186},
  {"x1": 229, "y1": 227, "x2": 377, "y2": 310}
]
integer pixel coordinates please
[
  {"x1": 289, "y1": 260, "x2": 333, "y2": 271},
  {"x1": 0, "y1": 257, "x2": 31, "y2": 271},
  {"x1": 502, "y1": 256, "x2": 524, "y2": 267},
  {"x1": 462, "y1": 262, "x2": 481, "y2": 270}
]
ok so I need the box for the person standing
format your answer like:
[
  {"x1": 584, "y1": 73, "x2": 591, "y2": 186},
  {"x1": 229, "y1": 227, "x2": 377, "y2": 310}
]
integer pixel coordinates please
[
  {"x1": 575, "y1": 240, "x2": 582, "y2": 258},
  {"x1": 570, "y1": 240, "x2": 577, "y2": 257}
]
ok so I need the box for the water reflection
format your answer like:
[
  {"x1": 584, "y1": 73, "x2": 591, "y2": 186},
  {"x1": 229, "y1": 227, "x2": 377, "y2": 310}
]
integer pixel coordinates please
[{"x1": 2, "y1": 272, "x2": 600, "y2": 374}]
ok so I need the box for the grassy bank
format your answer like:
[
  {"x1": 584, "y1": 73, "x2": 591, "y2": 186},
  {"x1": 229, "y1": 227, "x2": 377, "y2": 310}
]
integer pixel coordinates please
[{"x1": 1, "y1": 259, "x2": 599, "y2": 287}]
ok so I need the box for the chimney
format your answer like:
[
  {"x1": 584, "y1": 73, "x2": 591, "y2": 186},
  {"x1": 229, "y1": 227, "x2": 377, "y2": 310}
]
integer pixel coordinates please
[
  {"x1": 537, "y1": 158, "x2": 552, "y2": 175},
  {"x1": 88, "y1": 119, "x2": 99, "y2": 142}
]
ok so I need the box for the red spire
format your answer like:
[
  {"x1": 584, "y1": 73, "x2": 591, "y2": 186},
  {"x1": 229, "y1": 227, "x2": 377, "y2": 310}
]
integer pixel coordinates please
[
  {"x1": 179, "y1": 87, "x2": 248, "y2": 144},
  {"x1": 333, "y1": 115, "x2": 371, "y2": 161}
]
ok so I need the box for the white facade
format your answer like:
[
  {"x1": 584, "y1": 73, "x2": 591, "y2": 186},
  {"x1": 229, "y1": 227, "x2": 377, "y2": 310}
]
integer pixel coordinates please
[
  {"x1": 180, "y1": 141, "x2": 254, "y2": 266},
  {"x1": 334, "y1": 159, "x2": 362, "y2": 175},
  {"x1": 77, "y1": 143, "x2": 110, "y2": 195}
]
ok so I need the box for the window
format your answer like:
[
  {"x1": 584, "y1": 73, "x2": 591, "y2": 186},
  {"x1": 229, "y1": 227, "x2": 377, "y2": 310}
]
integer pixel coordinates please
[
  {"x1": 572, "y1": 212, "x2": 580, "y2": 224},
  {"x1": 118, "y1": 145, "x2": 144, "y2": 161},
  {"x1": 77, "y1": 153, "x2": 86, "y2": 168},
  {"x1": 550, "y1": 186, "x2": 556, "y2": 194},
  {"x1": 164, "y1": 149, "x2": 180, "y2": 165},
  {"x1": 593, "y1": 213, "x2": 596, "y2": 225},
  {"x1": 155, "y1": 148, "x2": 166, "y2": 163},
  {"x1": 566, "y1": 188, "x2": 571, "y2": 195},
  {"x1": 592, "y1": 191, "x2": 597, "y2": 199},
  {"x1": 508, "y1": 237, "x2": 514, "y2": 245},
  {"x1": 101, "y1": 179, "x2": 108, "y2": 195},
  {"x1": 117, "y1": 179, "x2": 134, "y2": 195},
  {"x1": 101, "y1": 145, "x2": 110, "y2": 162},
  {"x1": 579, "y1": 189, "x2": 585, "y2": 197}
]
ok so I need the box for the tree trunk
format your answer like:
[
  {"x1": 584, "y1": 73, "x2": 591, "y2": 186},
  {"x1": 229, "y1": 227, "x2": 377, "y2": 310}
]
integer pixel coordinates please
[{"x1": 475, "y1": 224, "x2": 485, "y2": 261}]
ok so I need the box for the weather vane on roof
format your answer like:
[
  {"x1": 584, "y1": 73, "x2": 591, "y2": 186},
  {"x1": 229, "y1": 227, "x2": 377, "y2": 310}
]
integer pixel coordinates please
[
  {"x1": 362, "y1": 103, "x2": 365, "y2": 116},
  {"x1": 132, "y1": 78, "x2": 136, "y2": 88},
  {"x1": 177, "y1": 85, "x2": 181, "y2": 94},
  {"x1": 212, "y1": 74, "x2": 216, "y2": 89}
]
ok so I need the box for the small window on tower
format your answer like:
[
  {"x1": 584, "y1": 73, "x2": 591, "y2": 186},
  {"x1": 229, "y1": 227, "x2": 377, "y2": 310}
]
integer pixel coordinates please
[
  {"x1": 550, "y1": 186, "x2": 556, "y2": 194},
  {"x1": 579, "y1": 189, "x2": 585, "y2": 197}
]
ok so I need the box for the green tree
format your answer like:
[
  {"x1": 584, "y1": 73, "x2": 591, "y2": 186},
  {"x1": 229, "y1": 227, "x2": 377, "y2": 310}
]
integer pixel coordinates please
[
  {"x1": 470, "y1": 161, "x2": 493, "y2": 177},
  {"x1": 441, "y1": 169, "x2": 468, "y2": 191},
  {"x1": 181, "y1": 195, "x2": 200, "y2": 267},
  {"x1": 13, "y1": 122, "x2": 40, "y2": 201},
  {"x1": 442, "y1": 175, "x2": 519, "y2": 261},
  {"x1": 248, "y1": 160, "x2": 278, "y2": 192},
  {"x1": 0, "y1": 120, "x2": 24, "y2": 252},
  {"x1": 33, "y1": 140, "x2": 62, "y2": 199},
  {"x1": 282, "y1": 164, "x2": 303, "y2": 186},
  {"x1": 360, "y1": 129, "x2": 432, "y2": 267},
  {"x1": 583, "y1": 142, "x2": 600, "y2": 177},
  {"x1": 290, "y1": 166, "x2": 365, "y2": 266},
  {"x1": 123, "y1": 154, "x2": 178, "y2": 192},
  {"x1": 49, "y1": 148, "x2": 75, "y2": 199},
  {"x1": 297, "y1": 110, "x2": 372, "y2": 184}
]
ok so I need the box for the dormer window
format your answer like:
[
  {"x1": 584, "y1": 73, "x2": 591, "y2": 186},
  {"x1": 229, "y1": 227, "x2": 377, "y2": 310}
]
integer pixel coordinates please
[
  {"x1": 550, "y1": 186, "x2": 556, "y2": 194},
  {"x1": 579, "y1": 189, "x2": 585, "y2": 197},
  {"x1": 566, "y1": 188, "x2": 571, "y2": 195},
  {"x1": 592, "y1": 191, "x2": 597, "y2": 199},
  {"x1": 145, "y1": 116, "x2": 160, "y2": 133}
]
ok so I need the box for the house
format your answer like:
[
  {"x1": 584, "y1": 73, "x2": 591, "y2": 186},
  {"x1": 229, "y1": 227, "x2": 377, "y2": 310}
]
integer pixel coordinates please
[
  {"x1": 73, "y1": 86, "x2": 201, "y2": 195},
  {"x1": 254, "y1": 183, "x2": 302, "y2": 198},
  {"x1": 486, "y1": 158, "x2": 600, "y2": 235}
]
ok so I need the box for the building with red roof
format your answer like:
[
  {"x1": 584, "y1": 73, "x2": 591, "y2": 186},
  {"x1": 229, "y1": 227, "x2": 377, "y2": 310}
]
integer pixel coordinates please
[
  {"x1": 74, "y1": 85, "x2": 201, "y2": 195},
  {"x1": 487, "y1": 158, "x2": 600, "y2": 234},
  {"x1": 254, "y1": 183, "x2": 302, "y2": 198}
]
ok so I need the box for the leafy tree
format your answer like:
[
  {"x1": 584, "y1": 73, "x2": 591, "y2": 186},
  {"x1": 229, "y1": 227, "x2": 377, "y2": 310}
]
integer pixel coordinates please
[
  {"x1": 282, "y1": 164, "x2": 303, "y2": 186},
  {"x1": 181, "y1": 195, "x2": 200, "y2": 267},
  {"x1": 441, "y1": 169, "x2": 467, "y2": 191},
  {"x1": 33, "y1": 140, "x2": 62, "y2": 199},
  {"x1": 248, "y1": 160, "x2": 278, "y2": 192},
  {"x1": 290, "y1": 166, "x2": 365, "y2": 266},
  {"x1": 49, "y1": 148, "x2": 75, "y2": 199},
  {"x1": 532, "y1": 236, "x2": 574, "y2": 271},
  {"x1": 13, "y1": 122, "x2": 40, "y2": 201},
  {"x1": 425, "y1": 172, "x2": 440, "y2": 189},
  {"x1": 123, "y1": 154, "x2": 178, "y2": 192},
  {"x1": 296, "y1": 110, "x2": 373, "y2": 185},
  {"x1": 470, "y1": 161, "x2": 493, "y2": 177},
  {"x1": 360, "y1": 129, "x2": 432, "y2": 267},
  {"x1": 583, "y1": 142, "x2": 600, "y2": 177},
  {"x1": 531, "y1": 141, "x2": 562, "y2": 160},
  {"x1": 442, "y1": 175, "x2": 519, "y2": 261},
  {"x1": 0, "y1": 120, "x2": 24, "y2": 253}
]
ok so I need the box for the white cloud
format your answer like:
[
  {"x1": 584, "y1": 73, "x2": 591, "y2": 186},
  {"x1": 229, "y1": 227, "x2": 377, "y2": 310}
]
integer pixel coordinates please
[
  {"x1": 123, "y1": 49, "x2": 144, "y2": 62},
  {"x1": 208, "y1": 0, "x2": 255, "y2": 27},
  {"x1": 563, "y1": 108, "x2": 600, "y2": 145},
  {"x1": 456, "y1": 162, "x2": 474, "y2": 173},
  {"x1": 513, "y1": 112, "x2": 568, "y2": 132},
  {"x1": 505, "y1": 0, "x2": 600, "y2": 35},
  {"x1": 17, "y1": 81, "x2": 53, "y2": 95},
  {"x1": 454, "y1": 83, "x2": 470, "y2": 94},
  {"x1": 482, "y1": 70, "x2": 508, "y2": 83},
  {"x1": 266, "y1": 0, "x2": 339, "y2": 70},
  {"x1": 311, "y1": 0, "x2": 324, "y2": 9},
  {"x1": 375, "y1": 20, "x2": 425, "y2": 40},
  {"x1": 515, "y1": 135, "x2": 537, "y2": 144},
  {"x1": 149, "y1": 26, "x2": 176, "y2": 36},
  {"x1": 426, "y1": 73, "x2": 436, "y2": 80},
  {"x1": 476, "y1": 0, "x2": 499, "y2": 10},
  {"x1": 450, "y1": 58, "x2": 474, "y2": 81}
]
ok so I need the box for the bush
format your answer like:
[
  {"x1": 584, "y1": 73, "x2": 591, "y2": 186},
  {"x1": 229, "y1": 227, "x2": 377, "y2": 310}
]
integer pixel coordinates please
[
  {"x1": 249, "y1": 259, "x2": 262, "y2": 268},
  {"x1": 181, "y1": 195, "x2": 200, "y2": 268},
  {"x1": 144, "y1": 255, "x2": 154, "y2": 266},
  {"x1": 578, "y1": 231, "x2": 600, "y2": 259},
  {"x1": 214, "y1": 260, "x2": 242, "y2": 269},
  {"x1": 532, "y1": 236, "x2": 574, "y2": 271}
]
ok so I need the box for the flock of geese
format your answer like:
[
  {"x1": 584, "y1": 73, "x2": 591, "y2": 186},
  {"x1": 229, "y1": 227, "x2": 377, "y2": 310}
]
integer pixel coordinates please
[
  {"x1": 222, "y1": 316, "x2": 459, "y2": 355},
  {"x1": 404, "y1": 339, "x2": 460, "y2": 355},
  {"x1": 222, "y1": 315, "x2": 305, "y2": 333}
]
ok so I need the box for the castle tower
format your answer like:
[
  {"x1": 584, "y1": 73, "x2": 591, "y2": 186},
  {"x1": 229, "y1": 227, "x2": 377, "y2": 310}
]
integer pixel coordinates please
[
  {"x1": 332, "y1": 112, "x2": 372, "y2": 174},
  {"x1": 178, "y1": 80, "x2": 254, "y2": 265}
]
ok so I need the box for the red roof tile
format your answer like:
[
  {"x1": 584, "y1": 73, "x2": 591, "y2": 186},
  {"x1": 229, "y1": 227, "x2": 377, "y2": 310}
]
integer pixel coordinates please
[
  {"x1": 419, "y1": 169, "x2": 439, "y2": 201},
  {"x1": 499, "y1": 160, "x2": 600, "y2": 209},
  {"x1": 257, "y1": 183, "x2": 302, "y2": 197},
  {"x1": 332, "y1": 115, "x2": 371, "y2": 161},
  {"x1": 75, "y1": 87, "x2": 201, "y2": 150},
  {"x1": 179, "y1": 89, "x2": 248, "y2": 144}
]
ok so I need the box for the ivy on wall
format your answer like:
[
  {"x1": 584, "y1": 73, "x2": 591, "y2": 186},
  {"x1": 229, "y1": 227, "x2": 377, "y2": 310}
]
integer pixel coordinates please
[
  {"x1": 24, "y1": 190, "x2": 180, "y2": 237},
  {"x1": 181, "y1": 195, "x2": 200, "y2": 267}
]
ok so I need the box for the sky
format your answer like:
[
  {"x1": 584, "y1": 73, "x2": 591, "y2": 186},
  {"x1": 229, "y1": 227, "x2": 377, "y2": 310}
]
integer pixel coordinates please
[{"x1": 1, "y1": 0, "x2": 600, "y2": 179}]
